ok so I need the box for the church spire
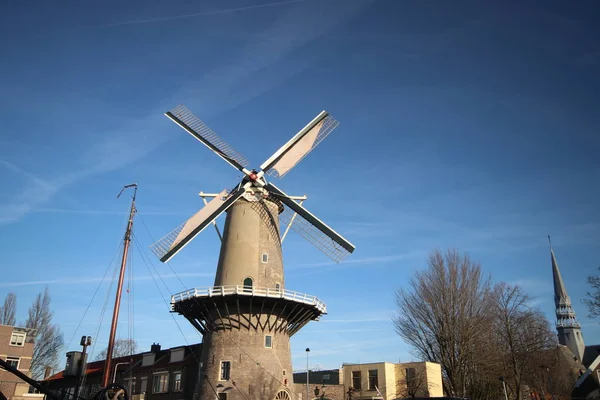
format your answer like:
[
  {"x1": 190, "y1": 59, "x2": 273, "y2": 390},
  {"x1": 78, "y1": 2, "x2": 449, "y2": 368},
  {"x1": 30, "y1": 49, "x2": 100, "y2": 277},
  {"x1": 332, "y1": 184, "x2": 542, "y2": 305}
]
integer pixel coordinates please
[
  {"x1": 549, "y1": 235, "x2": 573, "y2": 311},
  {"x1": 548, "y1": 235, "x2": 585, "y2": 361}
]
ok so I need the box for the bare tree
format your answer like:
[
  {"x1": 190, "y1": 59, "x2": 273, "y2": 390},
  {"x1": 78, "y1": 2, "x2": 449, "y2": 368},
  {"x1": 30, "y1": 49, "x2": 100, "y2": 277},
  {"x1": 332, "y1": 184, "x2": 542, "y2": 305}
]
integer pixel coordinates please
[
  {"x1": 0, "y1": 292, "x2": 17, "y2": 326},
  {"x1": 584, "y1": 268, "x2": 600, "y2": 318},
  {"x1": 26, "y1": 288, "x2": 64, "y2": 380},
  {"x1": 94, "y1": 338, "x2": 138, "y2": 361},
  {"x1": 492, "y1": 283, "x2": 557, "y2": 400},
  {"x1": 393, "y1": 249, "x2": 495, "y2": 399}
]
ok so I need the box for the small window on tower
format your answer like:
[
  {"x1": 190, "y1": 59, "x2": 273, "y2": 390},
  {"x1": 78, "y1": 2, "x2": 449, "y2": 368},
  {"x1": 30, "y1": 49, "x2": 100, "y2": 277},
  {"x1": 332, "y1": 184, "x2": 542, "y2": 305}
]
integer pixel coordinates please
[
  {"x1": 220, "y1": 361, "x2": 231, "y2": 381},
  {"x1": 262, "y1": 253, "x2": 269, "y2": 263},
  {"x1": 265, "y1": 335, "x2": 272, "y2": 348}
]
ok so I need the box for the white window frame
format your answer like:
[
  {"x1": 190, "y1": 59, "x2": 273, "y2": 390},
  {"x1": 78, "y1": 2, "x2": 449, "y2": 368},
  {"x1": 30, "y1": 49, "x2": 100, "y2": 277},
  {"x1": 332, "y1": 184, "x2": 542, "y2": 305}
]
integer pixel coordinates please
[
  {"x1": 265, "y1": 335, "x2": 273, "y2": 348},
  {"x1": 173, "y1": 371, "x2": 183, "y2": 392},
  {"x1": 123, "y1": 377, "x2": 136, "y2": 395},
  {"x1": 261, "y1": 253, "x2": 269, "y2": 263},
  {"x1": 140, "y1": 377, "x2": 148, "y2": 394},
  {"x1": 220, "y1": 360, "x2": 231, "y2": 381},
  {"x1": 152, "y1": 372, "x2": 169, "y2": 393},
  {"x1": 10, "y1": 332, "x2": 26, "y2": 347},
  {"x1": 6, "y1": 357, "x2": 20, "y2": 369}
]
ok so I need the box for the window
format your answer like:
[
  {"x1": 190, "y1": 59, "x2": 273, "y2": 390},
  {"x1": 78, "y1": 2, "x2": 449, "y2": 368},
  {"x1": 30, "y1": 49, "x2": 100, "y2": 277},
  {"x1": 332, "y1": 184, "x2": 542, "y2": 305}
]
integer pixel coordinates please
[
  {"x1": 352, "y1": 371, "x2": 361, "y2": 390},
  {"x1": 275, "y1": 283, "x2": 280, "y2": 292},
  {"x1": 125, "y1": 378, "x2": 136, "y2": 395},
  {"x1": 406, "y1": 368, "x2": 417, "y2": 392},
  {"x1": 262, "y1": 253, "x2": 269, "y2": 263},
  {"x1": 218, "y1": 393, "x2": 227, "y2": 400},
  {"x1": 173, "y1": 372, "x2": 182, "y2": 392},
  {"x1": 152, "y1": 373, "x2": 169, "y2": 393},
  {"x1": 140, "y1": 378, "x2": 147, "y2": 394},
  {"x1": 243, "y1": 278, "x2": 253, "y2": 293},
  {"x1": 10, "y1": 332, "x2": 26, "y2": 346},
  {"x1": 220, "y1": 361, "x2": 231, "y2": 381},
  {"x1": 6, "y1": 357, "x2": 20, "y2": 369},
  {"x1": 368, "y1": 369, "x2": 378, "y2": 391},
  {"x1": 265, "y1": 335, "x2": 272, "y2": 348}
]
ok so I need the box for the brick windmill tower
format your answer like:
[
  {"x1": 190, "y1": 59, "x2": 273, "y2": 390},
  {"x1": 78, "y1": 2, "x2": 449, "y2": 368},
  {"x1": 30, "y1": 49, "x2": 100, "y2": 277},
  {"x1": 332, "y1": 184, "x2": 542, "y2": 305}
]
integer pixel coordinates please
[{"x1": 151, "y1": 105, "x2": 355, "y2": 400}]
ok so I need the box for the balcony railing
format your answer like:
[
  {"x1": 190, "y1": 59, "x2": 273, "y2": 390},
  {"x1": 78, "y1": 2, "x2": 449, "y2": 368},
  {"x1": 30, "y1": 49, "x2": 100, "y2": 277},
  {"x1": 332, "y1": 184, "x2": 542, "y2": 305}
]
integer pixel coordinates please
[{"x1": 171, "y1": 285, "x2": 327, "y2": 313}]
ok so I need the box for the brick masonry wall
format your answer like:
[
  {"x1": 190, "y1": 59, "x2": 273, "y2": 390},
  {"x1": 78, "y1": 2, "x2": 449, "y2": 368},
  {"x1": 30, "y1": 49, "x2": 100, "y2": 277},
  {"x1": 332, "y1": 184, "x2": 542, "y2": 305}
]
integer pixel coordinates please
[{"x1": 0, "y1": 325, "x2": 35, "y2": 399}]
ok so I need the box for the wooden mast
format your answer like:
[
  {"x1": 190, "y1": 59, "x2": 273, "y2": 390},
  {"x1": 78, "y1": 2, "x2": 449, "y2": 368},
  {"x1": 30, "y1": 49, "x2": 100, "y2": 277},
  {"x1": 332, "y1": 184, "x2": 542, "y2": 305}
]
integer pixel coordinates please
[{"x1": 102, "y1": 184, "x2": 137, "y2": 388}]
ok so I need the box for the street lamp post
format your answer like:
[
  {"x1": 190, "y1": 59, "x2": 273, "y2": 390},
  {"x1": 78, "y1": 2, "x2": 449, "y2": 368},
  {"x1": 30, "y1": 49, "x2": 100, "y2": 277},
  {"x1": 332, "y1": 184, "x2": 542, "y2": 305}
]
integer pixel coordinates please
[
  {"x1": 305, "y1": 348, "x2": 310, "y2": 400},
  {"x1": 499, "y1": 376, "x2": 508, "y2": 400},
  {"x1": 112, "y1": 362, "x2": 131, "y2": 384},
  {"x1": 74, "y1": 336, "x2": 92, "y2": 399}
]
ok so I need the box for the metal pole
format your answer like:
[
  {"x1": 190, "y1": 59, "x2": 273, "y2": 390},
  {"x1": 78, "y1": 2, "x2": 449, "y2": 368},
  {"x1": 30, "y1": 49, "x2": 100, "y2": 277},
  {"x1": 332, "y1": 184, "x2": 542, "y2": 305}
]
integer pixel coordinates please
[
  {"x1": 102, "y1": 184, "x2": 137, "y2": 388},
  {"x1": 112, "y1": 362, "x2": 130, "y2": 384},
  {"x1": 502, "y1": 380, "x2": 508, "y2": 400},
  {"x1": 306, "y1": 348, "x2": 310, "y2": 400},
  {"x1": 74, "y1": 336, "x2": 91, "y2": 399}
]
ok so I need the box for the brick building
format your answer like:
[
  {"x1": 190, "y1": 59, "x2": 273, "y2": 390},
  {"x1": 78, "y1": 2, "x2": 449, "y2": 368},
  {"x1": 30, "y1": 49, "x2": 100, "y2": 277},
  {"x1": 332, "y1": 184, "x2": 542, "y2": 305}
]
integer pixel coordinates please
[
  {"x1": 0, "y1": 324, "x2": 41, "y2": 400},
  {"x1": 44, "y1": 343, "x2": 202, "y2": 400},
  {"x1": 292, "y1": 361, "x2": 444, "y2": 400}
]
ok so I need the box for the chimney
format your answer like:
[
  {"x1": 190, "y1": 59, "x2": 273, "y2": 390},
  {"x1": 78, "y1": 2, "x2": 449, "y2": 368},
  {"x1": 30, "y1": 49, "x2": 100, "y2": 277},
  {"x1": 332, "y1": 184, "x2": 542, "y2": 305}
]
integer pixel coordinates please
[
  {"x1": 151, "y1": 343, "x2": 161, "y2": 353},
  {"x1": 44, "y1": 366, "x2": 53, "y2": 379}
]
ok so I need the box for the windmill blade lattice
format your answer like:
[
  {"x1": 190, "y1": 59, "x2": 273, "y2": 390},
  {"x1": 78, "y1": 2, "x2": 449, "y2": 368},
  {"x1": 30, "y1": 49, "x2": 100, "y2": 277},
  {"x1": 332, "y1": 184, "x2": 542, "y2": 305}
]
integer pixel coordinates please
[
  {"x1": 167, "y1": 104, "x2": 251, "y2": 170},
  {"x1": 278, "y1": 203, "x2": 351, "y2": 262}
]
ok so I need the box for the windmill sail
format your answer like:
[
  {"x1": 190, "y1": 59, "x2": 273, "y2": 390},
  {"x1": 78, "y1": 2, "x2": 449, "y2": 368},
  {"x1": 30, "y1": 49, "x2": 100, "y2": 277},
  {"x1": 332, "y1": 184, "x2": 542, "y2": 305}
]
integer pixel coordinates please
[
  {"x1": 150, "y1": 187, "x2": 246, "y2": 262},
  {"x1": 166, "y1": 105, "x2": 250, "y2": 172},
  {"x1": 261, "y1": 111, "x2": 339, "y2": 178},
  {"x1": 266, "y1": 182, "x2": 354, "y2": 262}
]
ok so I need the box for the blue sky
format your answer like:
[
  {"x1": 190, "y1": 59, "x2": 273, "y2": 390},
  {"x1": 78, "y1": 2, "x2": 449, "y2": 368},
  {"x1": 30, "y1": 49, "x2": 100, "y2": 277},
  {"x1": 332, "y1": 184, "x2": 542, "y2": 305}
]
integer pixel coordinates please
[{"x1": 1, "y1": 0, "x2": 599, "y2": 371}]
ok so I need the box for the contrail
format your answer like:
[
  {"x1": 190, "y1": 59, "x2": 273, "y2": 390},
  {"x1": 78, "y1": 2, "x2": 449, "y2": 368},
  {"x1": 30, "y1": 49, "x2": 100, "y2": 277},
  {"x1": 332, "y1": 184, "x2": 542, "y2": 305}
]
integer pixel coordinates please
[{"x1": 107, "y1": 0, "x2": 309, "y2": 27}]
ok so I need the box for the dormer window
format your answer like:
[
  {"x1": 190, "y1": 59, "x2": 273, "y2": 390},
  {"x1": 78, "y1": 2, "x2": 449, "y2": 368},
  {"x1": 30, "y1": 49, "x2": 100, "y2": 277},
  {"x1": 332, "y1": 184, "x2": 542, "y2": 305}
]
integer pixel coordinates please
[{"x1": 170, "y1": 348, "x2": 185, "y2": 363}]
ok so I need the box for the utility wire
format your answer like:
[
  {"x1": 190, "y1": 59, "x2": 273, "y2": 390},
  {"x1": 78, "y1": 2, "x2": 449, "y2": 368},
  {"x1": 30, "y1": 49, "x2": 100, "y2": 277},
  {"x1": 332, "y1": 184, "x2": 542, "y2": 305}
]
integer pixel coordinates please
[
  {"x1": 131, "y1": 233, "x2": 204, "y2": 365},
  {"x1": 65, "y1": 241, "x2": 124, "y2": 350}
]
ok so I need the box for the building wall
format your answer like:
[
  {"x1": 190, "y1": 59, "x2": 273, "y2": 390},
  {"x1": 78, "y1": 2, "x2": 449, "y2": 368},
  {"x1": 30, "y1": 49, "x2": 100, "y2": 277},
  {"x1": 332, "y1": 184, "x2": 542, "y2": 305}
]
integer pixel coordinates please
[
  {"x1": 342, "y1": 362, "x2": 391, "y2": 399},
  {"x1": 291, "y1": 383, "x2": 345, "y2": 400},
  {"x1": 423, "y1": 362, "x2": 443, "y2": 397},
  {"x1": 341, "y1": 361, "x2": 444, "y2": 400},
  {"x1": 0, "y1": 324, "x2": 36, "y2": 400},
  {"x1": 44, "y1": 344, "x2": 201, "y2": 400}
]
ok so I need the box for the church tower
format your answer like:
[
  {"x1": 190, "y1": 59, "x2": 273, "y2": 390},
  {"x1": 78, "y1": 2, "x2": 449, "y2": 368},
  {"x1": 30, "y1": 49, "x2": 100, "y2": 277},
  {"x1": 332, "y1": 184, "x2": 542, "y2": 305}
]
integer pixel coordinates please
[{"x1": 549, "y1": 236, "x2": 585, "y2": 361}]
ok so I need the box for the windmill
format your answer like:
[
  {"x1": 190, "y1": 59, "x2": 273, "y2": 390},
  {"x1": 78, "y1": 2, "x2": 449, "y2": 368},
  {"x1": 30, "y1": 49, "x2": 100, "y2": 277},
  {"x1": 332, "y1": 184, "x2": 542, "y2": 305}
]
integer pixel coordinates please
[{"x1": 151, "y1": 104, "x2": 355, "y2": 400}]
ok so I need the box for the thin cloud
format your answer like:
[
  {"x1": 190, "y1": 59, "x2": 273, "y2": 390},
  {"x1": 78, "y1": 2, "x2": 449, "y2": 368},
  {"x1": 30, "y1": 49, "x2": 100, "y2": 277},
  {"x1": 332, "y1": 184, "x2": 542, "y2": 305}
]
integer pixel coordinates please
[
  {"x1": 3, "y1": 1, "x2": 368, "y2": 225},
  {"x1": 33, "y1": 208, "x2": 190, "y2": 216},
  {"x1": 0, "y1": 272, "x2": 213, "y2": 287},
  {"x1": 290, "y1": 252, "x2": 426, "y2": 269},
  {"x1": 107, "y1": 0, "x2": 310, "y2": 27},
  {"x1": 320, "y1": 317, "x2": 390, "y2": 323}
]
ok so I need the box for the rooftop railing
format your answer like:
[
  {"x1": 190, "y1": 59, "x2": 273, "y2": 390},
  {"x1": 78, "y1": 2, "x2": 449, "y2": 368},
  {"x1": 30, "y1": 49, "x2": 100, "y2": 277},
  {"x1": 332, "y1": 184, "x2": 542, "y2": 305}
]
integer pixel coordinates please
[{"x1": 171, "y1": 285, "x2": 327, "y2": 313}]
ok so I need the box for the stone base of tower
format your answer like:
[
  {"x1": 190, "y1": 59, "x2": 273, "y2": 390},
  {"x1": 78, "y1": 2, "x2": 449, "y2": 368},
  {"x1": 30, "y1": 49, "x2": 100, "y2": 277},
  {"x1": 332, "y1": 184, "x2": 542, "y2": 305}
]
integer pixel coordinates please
[
  {"x1": 171, "y1": 286, "x2": 326, "y2": 400},
  {"x1": 198, "y1": 326, "x2": 294, "y2": 400}
]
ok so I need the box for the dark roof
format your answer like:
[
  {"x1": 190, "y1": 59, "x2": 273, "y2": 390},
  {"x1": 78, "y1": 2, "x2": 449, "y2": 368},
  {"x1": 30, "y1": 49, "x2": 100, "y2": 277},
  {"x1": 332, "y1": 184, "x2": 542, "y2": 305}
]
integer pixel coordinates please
[
  {"x1": 45, "y1": 354, "x2": 142, "y2": 381},
  {"x1": 582, "y1": 345, "x2": 600, "y2": 368},
  {"x1": 44, "y1": 344, "x2": 202, "y2": 382},
  {"x1": 293, "y1": 369, "x2": 340, "y2": 385}
]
